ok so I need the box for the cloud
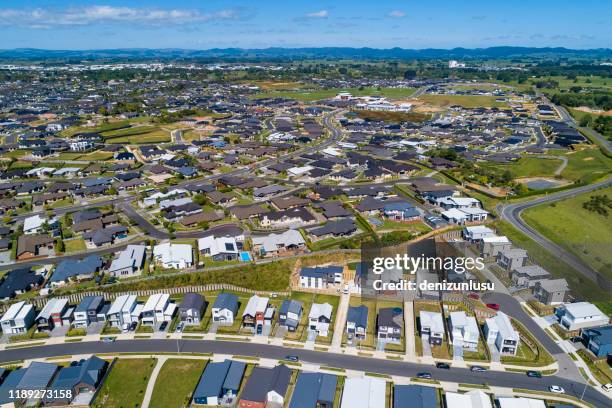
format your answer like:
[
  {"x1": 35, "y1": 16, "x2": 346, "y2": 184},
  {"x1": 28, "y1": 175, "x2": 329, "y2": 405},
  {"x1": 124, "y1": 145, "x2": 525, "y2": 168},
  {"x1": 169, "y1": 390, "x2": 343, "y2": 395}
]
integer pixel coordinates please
[
  {"x1": 0, "y1": 5, "x2": 240, "y2": 28},
  {"x1": 305, "y1": 10, "x2": 329, "y2": 19},
  {"x1": 388, "y1": 10, "x2": 406, "y2": 18}
]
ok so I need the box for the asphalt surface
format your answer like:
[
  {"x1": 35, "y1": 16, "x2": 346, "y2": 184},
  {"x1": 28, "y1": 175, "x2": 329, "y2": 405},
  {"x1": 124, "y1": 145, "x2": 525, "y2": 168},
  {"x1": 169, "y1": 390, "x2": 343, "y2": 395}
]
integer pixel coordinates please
[
  {"x1": 0, "y1": 339, "x2": 607, "y2": 406},
  {"x1": 499, "y1": 178, "x2": 612, "y2": 291}
]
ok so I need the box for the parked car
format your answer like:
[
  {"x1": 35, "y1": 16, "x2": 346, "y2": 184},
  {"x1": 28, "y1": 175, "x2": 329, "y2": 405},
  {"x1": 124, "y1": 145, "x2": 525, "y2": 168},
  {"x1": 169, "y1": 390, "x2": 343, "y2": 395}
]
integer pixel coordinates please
[
  {"x1": 468, "y1": 293, "x2": 480, "y2": 300},
  {"x1": 285, "y1": 355, "x2": 299, "y2": 362},
  {"x1": 570, "y1": 336, "x2": 583, "y2": 343},
  {"x1": 470, "y1": 366, "x2": 487, "y2": 372},
  {"x1": 159, "y1": 322, "x2": 168, "y2": 331},
  {"x1": 486, "y1": 303, "x2": 500, "y2": 311},
  {"x1": 526, "y1": 370, "x2": 542, "y2": 378},
  {"x1": 102, "y1": 337, "x2": 115, "y2": 343},
  {"x1": 602, "y1": 383, "x2": 612, "y2": 392},
  {"x1": 435, "y1": 362, "x2": 450, "y2": 369},
  {"x1": 176, "y1": 322, "x2": 184, "y2": 333},
  {"x1": 416, "y1": 372, "x2": 432, "y2": 379},
  {"x1": 549, "y1": 385, "x2": 565, "y2": 394},
  {"x1": 129, "y1": 322, "x2": 138, "y2": 331},
  {"x1": 121, "y1": 323, "x2": 129, "y2": 333}
]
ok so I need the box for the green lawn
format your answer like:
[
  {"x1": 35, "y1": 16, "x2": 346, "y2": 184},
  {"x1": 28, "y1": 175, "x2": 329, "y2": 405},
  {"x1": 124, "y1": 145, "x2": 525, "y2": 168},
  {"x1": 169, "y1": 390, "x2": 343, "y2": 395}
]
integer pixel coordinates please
[
  {"x1": 63, "y1": 238, "x2": 86, "y2": 253},
  {"x1": 522, "y1": 185, "x2": 612, "y2": 280},
  {"x1": 419, "y1": 94, "x2": 510, "y2": 108},
  {"x1": 102, "y1": 125, "x2": 158, "y2": 139},
  {"x1": 93, "y1": 358, "x2": 157, "y2": 408},
  {"x1": 106, "y1": 130, "x2": 170, "y2": 144},
  {"x1": 478, "y1": 156, "x2": 563, "y2": 179},
  {"x1": 78, "y1": 151, "x2": 115, "y2": 161},
  {"x1": 149, "y1": 359, "x2": 207, "y2": 408},
  {"x1": 251, "y1": 87, "x2": 416, "y2": 101}
]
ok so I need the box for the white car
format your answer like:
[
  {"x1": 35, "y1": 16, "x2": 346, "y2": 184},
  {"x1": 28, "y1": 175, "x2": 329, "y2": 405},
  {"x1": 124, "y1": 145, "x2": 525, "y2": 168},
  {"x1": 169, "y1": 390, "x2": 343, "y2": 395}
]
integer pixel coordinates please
[
  {"x1": 602, "y1": 383, "x2": 612, "y2": 392},
  {"x1": 549, "y1": 385, "x2": 565, "y2": 394}
]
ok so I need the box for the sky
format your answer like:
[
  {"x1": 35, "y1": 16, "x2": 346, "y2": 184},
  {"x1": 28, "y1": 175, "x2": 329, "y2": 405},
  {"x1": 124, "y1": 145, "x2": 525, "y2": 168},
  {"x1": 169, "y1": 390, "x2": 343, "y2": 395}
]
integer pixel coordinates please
[{"x1": 0, "y1": 0, "x2": 610, "y2": 50}]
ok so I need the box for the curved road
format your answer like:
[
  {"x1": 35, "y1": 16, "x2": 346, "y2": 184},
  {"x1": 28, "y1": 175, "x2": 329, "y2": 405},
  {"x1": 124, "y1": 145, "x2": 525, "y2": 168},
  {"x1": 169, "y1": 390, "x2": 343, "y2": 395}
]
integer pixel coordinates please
[
  {"x1": 0, "y1": 339, "x2": 607, "y2": 406},
  {"x1": 499, "y1": 178, "x2": 612, "y2": 290}
]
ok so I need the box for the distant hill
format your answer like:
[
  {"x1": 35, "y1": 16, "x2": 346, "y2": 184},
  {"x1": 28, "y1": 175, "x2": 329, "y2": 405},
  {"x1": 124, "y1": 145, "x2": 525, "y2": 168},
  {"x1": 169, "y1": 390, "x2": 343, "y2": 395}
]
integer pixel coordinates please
[{"x1": 0, "y1": 47, "x2": 611, "y2": 61}]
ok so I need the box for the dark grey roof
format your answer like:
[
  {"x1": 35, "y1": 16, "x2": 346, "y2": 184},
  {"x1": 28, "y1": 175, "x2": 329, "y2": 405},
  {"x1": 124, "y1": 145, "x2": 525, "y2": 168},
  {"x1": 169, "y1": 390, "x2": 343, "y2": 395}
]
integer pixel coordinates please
[
  {"x1": 212, "y1": 293, "x2": 239, "y2": 313},
  {"x1": 347, "y1": 305, "x2": 368, "y2": 329},
  {"x1": 289, "y1": 372, "x2": 337, "y2": 408},
  {"x1": 393, "y1": 384, "x2": 437, "y2": 408},
  {"x1": 179, "y1": 293, "x2": 205, "y2": 312},
  {"x1": 240, "y1": 365, "x2": 291, "y2": 402}
]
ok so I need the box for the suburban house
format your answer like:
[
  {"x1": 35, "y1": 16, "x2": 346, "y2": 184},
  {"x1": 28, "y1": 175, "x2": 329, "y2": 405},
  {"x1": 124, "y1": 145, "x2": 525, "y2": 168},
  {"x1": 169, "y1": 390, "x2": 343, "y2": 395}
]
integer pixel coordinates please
[
  {"x1": 441, "y1": 207, "x2": 489, "y2": 224},
  {"x1": 178, "y1": 293, "x2": 206, "y2": 326},
  {"x1": 212, "y1": 293, "x2": 239, "y2": 325},
  {"x1": 35, "y1": 298, "x2": 69, "y2": 332},
  {"x1": 289, "y1": 372, "x2": 337, "y2": 408},
  {"x1": 193, "y1": 359, "x2": 246, "y2": 406},
  {"x1": 555, "y1": 302, "x2": 609, "y2": 331},
  {"x1": 251, "y1": 230, "x2": 306, "y2": 257},
  {"x1": 259, "y1": 207, "x2": 316, "y2": 228},
  {"x1": 377, "y1": 307, "x2": 403, "y2": 344},
  {"x1": 73, "y1": 295, "x2": 105, "y2": 328},
  {"x1": 239, "y1": 365, "x2": 291, "y2": 408},
  {"x1": 278, "y1": 300, "x2": 303, "y2": 332},
  {"x1": 49, "y1": 255, "x2": 104, "y2": 286},
  {"x1": 479, "y1": 235, "x2": 511, "y2": 259},
  {"x1": 445, "y1": 390, "x2": 492, "y2": 408},
  {"x1": 340, "y1": 377, "x2": 385, "y2": 408},
  {"x1": 308, "y1": 303, "x2": 333, "y2": 337},
  {"x1": 44, "y1": 356, "x2": 108, "y2": 406},
  {"x1": 16, "y1": 234, "x2": 54, "y2": 260},
  {"x1": 532, "y1": 279, "x2": 569, "y2": 305},
  {"x1": 346, "y1": 305, "x2": 368, "y2": 341},
  {"x1": 382, "y1": 201, "x2": 420, "y2": 221},
  {"x1": 462, "y1": 225, "x2": 495, "y2": 241},
  {"x1": 106, "y1": 294, "x2": 139, "y2": 328},
  {"x1": 0, "y1": 301, "x2": 35, "y2": 334},
  {"x1": 308, "y1": 219, "x2": 357, "y2": 239},
  {"x1": 198, "y1": 236, "x2": 240, "y2": 261},
  {"x1": 419, "y1": 311, "x2": 445, "y2": 345},
  {"x1": 581, "y1": 325, "x2": 612, "y2": 358},
  {"x1": 0, "y1": 362, "x2": 59, "y2": 406},
  {"x1": 108, "y1": 245, "x2": 146, "y2": 278},
  {"x1": 510, "y1": 265, "x2": 550, "y2": 288},
  {"x1": 141, "y1": 293, "x2": 176, "y2": 326},
  {"x1": 393, "y1": 384, "x2": 438, "y2": 408},
  {"x1": 449, "y1": 311, "x2": 480, "y2": 350},
  {"x1": 484, "y1": 312, "x2": 519, "y2": 355},
  {"x1": 0, "y1": 268, "x2": 43, "y2": 300},
  {"x1": 496, "y1": 248, "x2": 528, "y2": 271},
  {"x1": 242, "y1": 295, "x2": 274, "y2": 333},
  {"x1": 153, "y1": 243, "x2": 193, "y2": 269},
  {"x1": 299, "y1": 266, "x2": 343, "y2": 289}
]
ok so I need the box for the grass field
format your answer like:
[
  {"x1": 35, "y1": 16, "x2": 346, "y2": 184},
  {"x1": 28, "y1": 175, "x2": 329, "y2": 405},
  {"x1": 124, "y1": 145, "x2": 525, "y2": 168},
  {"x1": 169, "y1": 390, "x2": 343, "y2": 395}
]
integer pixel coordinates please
[
  {"x1": 60, "y1": 120, "x2": 131, "y2": 137},
  {"x1": 522, "y1": 185, "x2": 612, "y2": 280},
  {"x1": 478, "y1": 156, "x2": 564, "y2": 179},
  {"x1": 101, "y1": 125, "x2": 158, "y2": 139},
  {"x1": 418, "y1": 94, "x2": 510, "y2": 109},
  {"x1": 555, "y1": 147, "x2": 612, "y2": 183},
  {"x1": 106, "y1": 130, "x2": 170, "y2": 144},
  {"x1": 251, "y1": 87, "x2": 416, "y2": 101},
  {"x1": 93, "y1": 358, "x2": 157, "y2": 408},
  {"x1": 149, "y1": 359, "x2": 207, "y2": 408}
]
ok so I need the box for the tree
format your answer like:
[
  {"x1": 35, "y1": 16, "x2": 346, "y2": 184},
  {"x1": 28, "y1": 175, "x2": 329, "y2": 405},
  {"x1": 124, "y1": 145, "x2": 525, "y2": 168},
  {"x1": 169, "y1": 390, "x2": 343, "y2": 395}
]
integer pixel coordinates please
[
  {"x1": 579, "y1": 114, "x2": 592, "y2": 127},
  {"x1": 403, "y1": 69, "x2": 417, "y2": 80}
]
